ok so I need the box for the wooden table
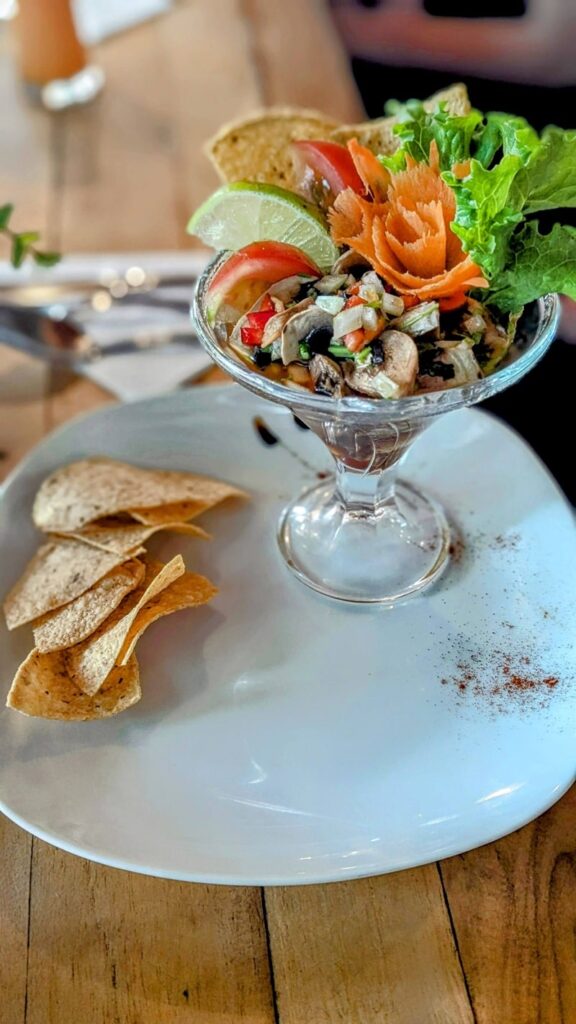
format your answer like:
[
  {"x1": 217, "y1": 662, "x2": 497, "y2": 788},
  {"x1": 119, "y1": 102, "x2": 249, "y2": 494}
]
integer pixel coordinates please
[{"x1": 0, "y1": 3, "x2": 574, "y2": 1021}]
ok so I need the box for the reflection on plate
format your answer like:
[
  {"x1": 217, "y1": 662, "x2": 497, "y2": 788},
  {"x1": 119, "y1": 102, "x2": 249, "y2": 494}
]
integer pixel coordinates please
[{"x1": 0, "y1": 386, "x2": 574, "y2": 884}]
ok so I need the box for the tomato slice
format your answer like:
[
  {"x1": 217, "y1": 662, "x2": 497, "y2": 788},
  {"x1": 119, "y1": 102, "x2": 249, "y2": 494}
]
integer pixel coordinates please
[
  {"x1": 206, "y1": 241, "x2": 321, "y2": 319},
  {"x1": 292, "y1": 140, "x2": 365, "y2": 206}
]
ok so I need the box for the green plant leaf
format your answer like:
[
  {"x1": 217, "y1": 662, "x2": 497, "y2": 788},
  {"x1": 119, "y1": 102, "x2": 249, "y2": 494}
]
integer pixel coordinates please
[
  {"x1": 33, "y1": 250, "x2": 61, "y2": 267},
  {"x1": 11, "y1": 235, "x2": 27, "y2": 268},
  {"x1": 0, "y1": 203, "x2": 14, "y2": 229},
  {"x1": 16, "y1": 230, "x2": 40, "y2": 247}
]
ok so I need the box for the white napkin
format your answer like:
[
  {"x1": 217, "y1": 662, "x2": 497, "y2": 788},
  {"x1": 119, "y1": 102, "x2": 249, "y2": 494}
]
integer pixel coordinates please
[{"x1": 0, "y1": 251, "x2": 213, "y2": 402}]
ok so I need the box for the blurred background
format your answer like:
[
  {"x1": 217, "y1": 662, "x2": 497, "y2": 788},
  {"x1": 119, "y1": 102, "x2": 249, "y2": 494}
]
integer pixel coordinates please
[{"x1": 0, "y1": 0, "x2": 574, "y2": 497}]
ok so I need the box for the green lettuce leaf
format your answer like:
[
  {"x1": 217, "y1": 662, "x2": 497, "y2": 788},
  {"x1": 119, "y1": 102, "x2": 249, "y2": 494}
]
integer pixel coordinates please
[
  {"x1": 511, "y1": 126, "x2": 576, "y2": 213},
  {"x1": 392, "y1": 101, "x2": 483, "y2": 170},
  {"x1": 376, "y1": 100, "x2": 576, "y2": 308},
  {"x1": 486, "y1": 222, "x2": 576, "y2": 311},
  {"x1": 443, "y1": 156, "x2": 524, "y2": 278},
  {"x1": 474, "y1": 112, "x2": 539, "y2": 167},
  {"x1": 378, "y1": 150, "x2": 407, "y2": 174}
]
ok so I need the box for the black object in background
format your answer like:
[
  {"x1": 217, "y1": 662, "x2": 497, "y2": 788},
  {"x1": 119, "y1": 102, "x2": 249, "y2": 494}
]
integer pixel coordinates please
[{"x1": 349, "y1": 59, "x2": 575, "y2": 503}]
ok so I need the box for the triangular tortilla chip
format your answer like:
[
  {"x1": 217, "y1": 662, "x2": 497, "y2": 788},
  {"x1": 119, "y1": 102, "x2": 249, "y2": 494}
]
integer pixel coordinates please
[
  {"x1": 118, "y1": 570, "x2": 218, "y2": 666},
  {"x1": 6, "y1": 650, "x2": 141, "y2": 720},
  {"x1": 331, "y1": 83, "x2": 471, "y2": 154},
  {"x1": 204, "y1": 106, "x2": 340, "y2": 190},
  {"x1": 66, "y1": 556, "x2": 185, "y2": 696},
  {"x1": 32, "y1": 559, "x2": 145, "y2": 653},
  {"x1": 3, "y1": 538, "x2": 141, "y2": 631},
  {"x1": 55, "y1": 519, "x2": 210, "y2": 555},
  {"x1": 33, "y1": 457, "x2": 244, "y2": 533},
  {"x1": 128, "y1": 501, "x2": 208, "y2": 526}
]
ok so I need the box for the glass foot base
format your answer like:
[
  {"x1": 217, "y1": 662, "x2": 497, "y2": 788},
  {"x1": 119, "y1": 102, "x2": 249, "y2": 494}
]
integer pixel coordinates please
[
  {"x1": 24, "y1": 66, "x2": 105, "y2": 111},
  {"x1": 278, "y1": 478, "x2": 450, "y2": 604}
]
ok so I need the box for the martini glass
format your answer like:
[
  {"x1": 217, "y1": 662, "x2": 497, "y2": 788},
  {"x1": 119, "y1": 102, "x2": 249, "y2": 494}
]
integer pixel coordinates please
[{"x1": 193, "y1": 252, "x2": 559, "y2": 604}]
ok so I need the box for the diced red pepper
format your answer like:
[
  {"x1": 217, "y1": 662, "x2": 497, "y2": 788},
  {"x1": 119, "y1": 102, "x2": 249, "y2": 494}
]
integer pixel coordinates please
[
  {"x1": 241, "y1": 325, "x2": 263, "y2": 347},
  {"x1": 258, "y1": 294, "x2": 275, "y2": 313},
  {"x1": 344, "y1": 294, "x2": 366, "y2": 309},
  {"x1": 246, "y1": 309, "x2": 275, "y2": 330}
]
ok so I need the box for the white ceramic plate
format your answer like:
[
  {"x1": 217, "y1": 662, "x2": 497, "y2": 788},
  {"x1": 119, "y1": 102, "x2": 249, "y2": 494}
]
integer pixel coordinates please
[{"x1": 0, "y1": 386, "x2": 574, "y2": 885}]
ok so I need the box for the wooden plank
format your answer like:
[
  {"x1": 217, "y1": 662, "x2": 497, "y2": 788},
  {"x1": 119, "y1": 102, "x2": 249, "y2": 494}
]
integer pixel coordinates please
[
  {"x1": 441, "y1": 786, "x2": 576, "y2": 1024},
  {"x1": 0, "y1": 31, "x2": 54, "y2": 482},
  {"x1": 0, "y1": 816, "x2": 32, "y2": 1024},
  {"x1": 158, "y1": 0, "x2": 263, "y2": 231},
  {"x1": 0, "y1": 33, "x2": 55, "y2": 1024},
  {"x1": 265, "y1": 868, "x2": 475, "y2": 1024},
  {"x1": 57, "y1": 19, "x2": 182, "y2": 253},
  {"x1": 25, "y1": 849, "x2": 275, "y2": 1024},
  {"x1": 243, "y1": 0, "x2": 364, "y2": 121}
]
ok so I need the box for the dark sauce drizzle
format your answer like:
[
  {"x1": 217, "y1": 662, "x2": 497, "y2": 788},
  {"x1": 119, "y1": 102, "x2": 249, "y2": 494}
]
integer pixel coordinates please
[{"x1": 252, "y1": 416, "x2": 329, "y2": 479}]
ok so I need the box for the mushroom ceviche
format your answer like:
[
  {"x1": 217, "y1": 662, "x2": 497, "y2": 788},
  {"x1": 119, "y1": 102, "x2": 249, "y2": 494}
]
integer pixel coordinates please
[{"x1": 190, "y1": 86, "x2": 576, "y2": 400}]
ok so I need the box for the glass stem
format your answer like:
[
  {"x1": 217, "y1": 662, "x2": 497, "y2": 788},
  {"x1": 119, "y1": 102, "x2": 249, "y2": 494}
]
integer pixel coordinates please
[{"x1": 335, "y1": 459, "x2": 400, "y2": 518}]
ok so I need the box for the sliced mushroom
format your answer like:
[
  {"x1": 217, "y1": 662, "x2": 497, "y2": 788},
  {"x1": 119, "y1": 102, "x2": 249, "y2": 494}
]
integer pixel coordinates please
[
  {"x1": 344, "y1": 330, "x2": 418, "y2": 398},
  {"x1": 315, "y1": 273, "x2": 349, "y2": 295},
  {"x1": 261, "y1": 297, "x2": 314, "y2": 347},
  {"x1": 267, "y1": 274, "x2": 317, "y2": 304},
  {"x1": 343, "y1": 363, "x2": 401, "y2": 399},
  {"x1": 381, "y1": 331, "x2": 419, "y2": 394},
  {"x1": 280, "y1": 306, "x2": 334, "y2": 365},
  {"x1": 309, "y1": 354, "x2": 345, "y2": 397},
  {"x1": 332, "y1": 249, "x2": 371, "y2": 276}
]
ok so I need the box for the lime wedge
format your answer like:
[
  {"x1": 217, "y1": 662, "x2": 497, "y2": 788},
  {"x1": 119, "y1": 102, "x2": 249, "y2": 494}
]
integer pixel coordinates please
[{"x1": 187, "y1": 181, "x2": 339, "y2": 271}]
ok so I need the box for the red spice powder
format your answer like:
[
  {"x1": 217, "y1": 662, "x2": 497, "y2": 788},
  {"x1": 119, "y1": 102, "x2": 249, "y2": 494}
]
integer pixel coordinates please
[{"x1": 441, "y1": 642, "x2": 563, "y2": 714}]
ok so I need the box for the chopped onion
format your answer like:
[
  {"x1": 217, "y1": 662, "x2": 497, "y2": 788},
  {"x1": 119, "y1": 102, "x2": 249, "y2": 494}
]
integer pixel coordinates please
[
  {"x1": 393, "y1": 301, "x2": 439, "y2": 335},
  {"x1": 315, "y1": 295, "x2": 345, "y2": 314},
  {"x1": 381, "y1": 293, "x2": 405, "y2": 317},
  {"x1": 361, "y1": 306, "x2": 379, "y2": 331},
  {"x1": 332, "y1": 304, "x2": 365, "y2": 339},
  {"x1": 358, "y1": 271, "x2": 385, "y2": 305},
  {"x1": 359, "y1": 284, "x2": 381, "y2": 303}
]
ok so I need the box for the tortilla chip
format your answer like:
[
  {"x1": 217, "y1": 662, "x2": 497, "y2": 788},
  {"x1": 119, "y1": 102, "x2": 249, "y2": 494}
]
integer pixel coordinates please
[
  {"x1": 3, "y1": 538, "x2": 140, "y2": 631},
  {"x1": 33, "y1": 457, "x2": 244, "y2": 533},
  {"x1": 32, "y1": 559, "x2": 145, "y2": 653},
  {"x1": 66, "y1": 556, "x2": 185, "y2": 696},
  {"x1": 205, "y1": 107, "x2": 339, "y2": 191},
  {"x1": 55, "y1": 519, "x2": 210, "y2": 555},
  {"x1": 127, "y1": 486, "x2": 243, "y2": 526},
  {"x1": 128, "y1": 501, "x2": 208, "y2": 526},
  {"x1": 331, "y1": 83, "x2": 471, "y2": 154},
  {"x1": 118, "y1": 570, "x2": 218, "y2": 665},
  {"x1": 6, "y1": 649, "x2": 141, "y2": 720}
]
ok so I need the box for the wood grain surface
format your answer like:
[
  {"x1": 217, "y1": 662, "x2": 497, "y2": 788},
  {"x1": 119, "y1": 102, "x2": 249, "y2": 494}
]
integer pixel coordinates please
[{"x1": 0, "y1": 3, "x2": 574, "y2": 1022}]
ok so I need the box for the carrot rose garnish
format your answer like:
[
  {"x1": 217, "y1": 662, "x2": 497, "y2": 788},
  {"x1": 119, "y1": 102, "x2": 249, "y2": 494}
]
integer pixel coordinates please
[{"x1": 329, "y1": 141, "x2": 487, "y2": 301}]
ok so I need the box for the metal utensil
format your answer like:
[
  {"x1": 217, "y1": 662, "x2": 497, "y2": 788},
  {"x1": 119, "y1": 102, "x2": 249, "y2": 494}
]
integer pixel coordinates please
[{"x1": 0, "y1": 304, "x2": 197, "y2": 365}]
